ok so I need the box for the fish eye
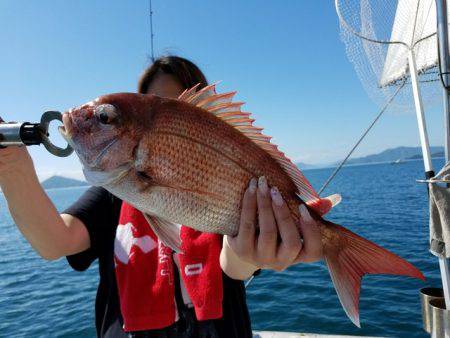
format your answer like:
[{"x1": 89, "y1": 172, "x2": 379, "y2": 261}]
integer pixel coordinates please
[{"x1": 94, "y1": 104, "x2": 118, "y2": 124}]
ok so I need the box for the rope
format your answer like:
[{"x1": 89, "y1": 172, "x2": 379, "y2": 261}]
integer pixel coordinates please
[
  {"x1": 245, "y1": 80, "x2": 405, "y2": 289},
  {"x1": 318, "y1": 79, "x2": 406, "y2": 195}
]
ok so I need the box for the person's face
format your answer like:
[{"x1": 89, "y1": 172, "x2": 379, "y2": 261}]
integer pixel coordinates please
[{"x1": 145, "y1": 72, "x2": 185, "y2": 98}]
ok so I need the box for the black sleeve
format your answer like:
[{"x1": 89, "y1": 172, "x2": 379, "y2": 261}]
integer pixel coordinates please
[{"x1": 64, "y1": 186, "x2": 121, "y2": 271}]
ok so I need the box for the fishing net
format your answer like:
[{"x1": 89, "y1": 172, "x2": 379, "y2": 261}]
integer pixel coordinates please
[{"x1": 336, "y1": 0, "x2": 443, "y2": 111}]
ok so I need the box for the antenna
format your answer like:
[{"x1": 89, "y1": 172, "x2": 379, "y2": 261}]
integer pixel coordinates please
[{"x1": 149, "y1": 0, "x2": 155, "y2": 62}]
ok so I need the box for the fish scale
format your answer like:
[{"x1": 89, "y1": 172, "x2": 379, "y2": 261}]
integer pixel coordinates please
[{"x1": 142, "y1": 136, "x2": 249, "y2": 234}]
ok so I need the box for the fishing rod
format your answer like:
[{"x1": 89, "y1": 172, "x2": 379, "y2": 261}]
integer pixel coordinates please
[
  {"x1": 149, "y1": 0, "x2": 155, "y2": 62},
  {"x1": 0, "y1": 111, "x2": 73, "y2": 157}
]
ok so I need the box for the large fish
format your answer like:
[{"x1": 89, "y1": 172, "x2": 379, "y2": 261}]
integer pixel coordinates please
[{"x1": 60, "y1": 84, "x2": 424, "y2": 326}]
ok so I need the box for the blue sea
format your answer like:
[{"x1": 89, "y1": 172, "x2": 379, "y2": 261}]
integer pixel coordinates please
[{"x1": 0, "y1": 159, "x2": 444, "y2": 337}]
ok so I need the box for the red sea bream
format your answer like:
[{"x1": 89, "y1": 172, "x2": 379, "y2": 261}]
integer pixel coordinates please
[{"x1": 60, "y1": 84, "x2": 425, "y2": 327}]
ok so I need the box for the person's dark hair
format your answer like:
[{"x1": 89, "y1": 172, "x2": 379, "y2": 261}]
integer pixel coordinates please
[{"x1": 138, "y1": 56, "x2": 208, "y2": 94}]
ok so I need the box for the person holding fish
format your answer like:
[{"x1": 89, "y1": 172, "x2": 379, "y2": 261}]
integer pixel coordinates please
[{"x1": 0, "y1": 56, "x2": 327, "y2": 338}]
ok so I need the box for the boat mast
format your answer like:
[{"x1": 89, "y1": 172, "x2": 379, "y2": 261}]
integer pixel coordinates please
[{"x1": 434, "y1": 0, "x2": 450, "y2": 307}]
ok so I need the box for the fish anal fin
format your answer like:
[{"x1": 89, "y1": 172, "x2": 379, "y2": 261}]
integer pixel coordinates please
[
  {"x1": 322, "y1": 220, "x2": 425, "y2": 327},
  {"x1": 143, "y1": 214, "x2": 182, "y2": 253}
]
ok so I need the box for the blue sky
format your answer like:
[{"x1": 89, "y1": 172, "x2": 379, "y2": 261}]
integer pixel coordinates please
[{"x1": 0, "y1": 0, "x2": 446, "y2": 180}]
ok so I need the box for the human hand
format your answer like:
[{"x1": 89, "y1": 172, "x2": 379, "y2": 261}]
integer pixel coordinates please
[{"x1": 226, "y1": 176, "x2": 323, "y2": 272}]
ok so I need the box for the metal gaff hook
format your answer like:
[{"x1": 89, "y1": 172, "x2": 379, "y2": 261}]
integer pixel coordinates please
[{"x1": 39, "y1": 111, "x2": 73, "y2": 157}]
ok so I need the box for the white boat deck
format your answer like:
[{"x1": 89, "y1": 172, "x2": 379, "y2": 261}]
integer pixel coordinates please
[{"x1": 253, "y1": 332, "x2": 382, "y2": 338}]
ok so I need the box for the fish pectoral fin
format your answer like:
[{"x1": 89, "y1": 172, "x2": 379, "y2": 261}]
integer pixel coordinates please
[
  {"x1": 322, "y1": 220, "x2": 425, "y2": 327},
  {"x1": 143, "y1": 214, "x2": 182, "y2": 253}
]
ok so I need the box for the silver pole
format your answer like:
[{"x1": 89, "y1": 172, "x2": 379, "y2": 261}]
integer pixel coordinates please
[
  {"x1": 436, "y1": 0, "x2": 450, "y2": 161},
  {"x1": 437, "y1": 0, "x2": 450, "y2": 159},
  {"x1": 435, "y1": 0, "x2": 450, "y2": 308},
  {"x1": 407, "y1": 50, "x2": 434, "y2": 173},
  {"x1": 408, "y1": 48, "x2": 450, "y2": 309}
]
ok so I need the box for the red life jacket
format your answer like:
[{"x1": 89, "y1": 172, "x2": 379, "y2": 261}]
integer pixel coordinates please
[{"x1": 114, "y1": 202, "x2": 223, "y2": 332}]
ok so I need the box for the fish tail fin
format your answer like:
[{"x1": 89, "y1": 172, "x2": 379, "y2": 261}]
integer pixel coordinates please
[{"x1": 321, "y1": 220, "x2": 425, "y2": 327}]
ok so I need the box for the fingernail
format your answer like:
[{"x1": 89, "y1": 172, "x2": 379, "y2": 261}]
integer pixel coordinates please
[
  {"x1": 270, "y1": 187, "x2": 284, "y2": 206},
  {"x1": 248, "y1": 178, "x2": 257, "y2": 194},
  {"x1": 258, "y1": 176, "x2": 268, "y2": 194},
  {"x1": 299, "y1": 204, "x2": 313, "y2": 222}
]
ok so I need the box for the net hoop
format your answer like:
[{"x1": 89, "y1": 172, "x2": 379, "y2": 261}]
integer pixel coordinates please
[{"x1": 335, "y1": 0, "x2": 436, "y2": 49}]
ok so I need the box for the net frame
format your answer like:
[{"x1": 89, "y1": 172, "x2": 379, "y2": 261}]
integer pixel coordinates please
[{"x1": 335, "y1": 0, "x2": 443, "y2": 111}]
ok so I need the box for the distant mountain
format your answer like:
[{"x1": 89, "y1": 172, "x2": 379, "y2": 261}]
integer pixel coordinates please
[
  {"x1": 345, "y1": 146, "x2": 444, "y2": 165},
  {"x1": 41, "y1": 176, "x2": 88, "y2": 189},
  {"x1": 407, "y1": 151, "x2": 445, "y2": 160}
]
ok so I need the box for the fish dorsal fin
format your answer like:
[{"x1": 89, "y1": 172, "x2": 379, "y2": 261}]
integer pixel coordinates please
[{"x1": 178, "y1": 84, "x2": 321, "y2": 204}]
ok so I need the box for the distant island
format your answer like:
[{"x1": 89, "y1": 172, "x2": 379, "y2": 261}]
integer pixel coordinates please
[
  {"x1": 344, "y1": 146, "x2": 444, "y2": 165},
  {"x1": 41, "y1": 176, "x2": 89, "y2": 189},
  {"x1": 296, "y1": 146, "x2": 445, "y2": 170},
  {"x1": 406, "y1": 150, "x2": 445, "y2": 160}
]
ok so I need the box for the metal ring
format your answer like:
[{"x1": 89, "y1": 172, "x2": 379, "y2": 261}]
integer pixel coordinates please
[{"x1": 40, "y1": 111, "x2": 73, "y2": 157}]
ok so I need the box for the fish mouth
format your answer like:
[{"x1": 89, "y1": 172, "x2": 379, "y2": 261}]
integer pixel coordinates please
[
  {"x1": 58, "y1": 125, "x2": 67, "y2": 138},
  {"x1": 59, "y1": 113, "x2": 72, "y2": 139}
]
